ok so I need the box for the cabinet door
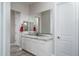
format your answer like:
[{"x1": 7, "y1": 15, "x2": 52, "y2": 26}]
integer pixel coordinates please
[
  {"x1": 22, "y1": 37, "x2": 53, "y2": 56},
  {"x1": 55, "y1": 3, "x2": 76, "y2": 56},
  {"x1": 24, "y1": 38, "x2": 39, "y2": 55},
  {"x1": 21, "y1": 37, "x2": 26, "y2": 49},
  {"x1": 36, "y1": 40, "x2": 53, "y2": 56}
]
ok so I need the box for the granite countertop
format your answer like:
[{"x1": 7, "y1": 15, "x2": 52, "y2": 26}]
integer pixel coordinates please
[{"x1": 21, "y1": 33, "x2": 53, "y2": 41}]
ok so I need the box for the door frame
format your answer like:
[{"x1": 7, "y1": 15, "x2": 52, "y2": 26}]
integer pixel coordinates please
[{"x1": 0, "y1": 2, "x2": 10, "y2": 56}]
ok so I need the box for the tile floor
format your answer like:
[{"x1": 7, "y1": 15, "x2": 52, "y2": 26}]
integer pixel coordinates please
[{"x1": 10, "y1": 45, "x2": 34, "y2": 56}]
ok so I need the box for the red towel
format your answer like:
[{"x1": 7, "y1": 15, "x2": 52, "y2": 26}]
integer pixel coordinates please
[
  {"x1": 33, "y1": 26, "x2": 36, "y2": 31},
  {"x1": 20, "y1": 26, "x2": 23, "y2": 32}
]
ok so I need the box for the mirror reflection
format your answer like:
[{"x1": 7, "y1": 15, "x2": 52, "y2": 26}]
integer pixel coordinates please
[{"x1": 22, "y1": 10, "x2": 50, "y2": 34}]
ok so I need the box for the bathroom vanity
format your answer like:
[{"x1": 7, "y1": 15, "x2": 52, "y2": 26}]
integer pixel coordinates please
[
  {"x1": 21, "y1": 33, "x2": 54, "y2": 56},
  {"x1": 20, "y1": 9, "x2": 54, "y2": 56}
]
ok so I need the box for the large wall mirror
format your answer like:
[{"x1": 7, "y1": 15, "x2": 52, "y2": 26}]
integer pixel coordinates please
[
  {"x1": 23, "y1": 17, "x2": 39, "y2": 32},
  {"x1": 23, "y1": 9, "x2": 51, "y2": 34}
]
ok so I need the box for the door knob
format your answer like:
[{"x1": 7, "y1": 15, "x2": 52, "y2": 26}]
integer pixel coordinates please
[{"x1": 57, "y1": 36, "x2": 60, "y2": 39}]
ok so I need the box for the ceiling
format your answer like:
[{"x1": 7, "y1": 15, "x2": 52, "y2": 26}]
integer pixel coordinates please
[{"x1": 11, "y1": 2, "x2": 36, "y2": 5}]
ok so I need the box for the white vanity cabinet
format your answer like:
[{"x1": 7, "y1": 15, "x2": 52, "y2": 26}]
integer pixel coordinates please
[{"x1": 21, "y1": 36, "x2": 53, "y2": 56}]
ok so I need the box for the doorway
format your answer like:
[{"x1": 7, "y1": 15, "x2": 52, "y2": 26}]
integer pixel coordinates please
[
  {"x1": 10, "y1": 10, "x2": 21, "y2": 45},
  {"x1": 10, "y1": 10, "x2": 21, "y2": 56}
]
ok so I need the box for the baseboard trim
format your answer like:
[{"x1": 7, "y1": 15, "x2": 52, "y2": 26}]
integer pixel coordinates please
[{"x1": 22, "y1": 49, "x2": 36, "y2": 56}]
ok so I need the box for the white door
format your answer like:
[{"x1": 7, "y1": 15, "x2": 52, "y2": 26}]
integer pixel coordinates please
[{"x1": 55, "y1": 3, "x2": 76, "y2": 56}]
